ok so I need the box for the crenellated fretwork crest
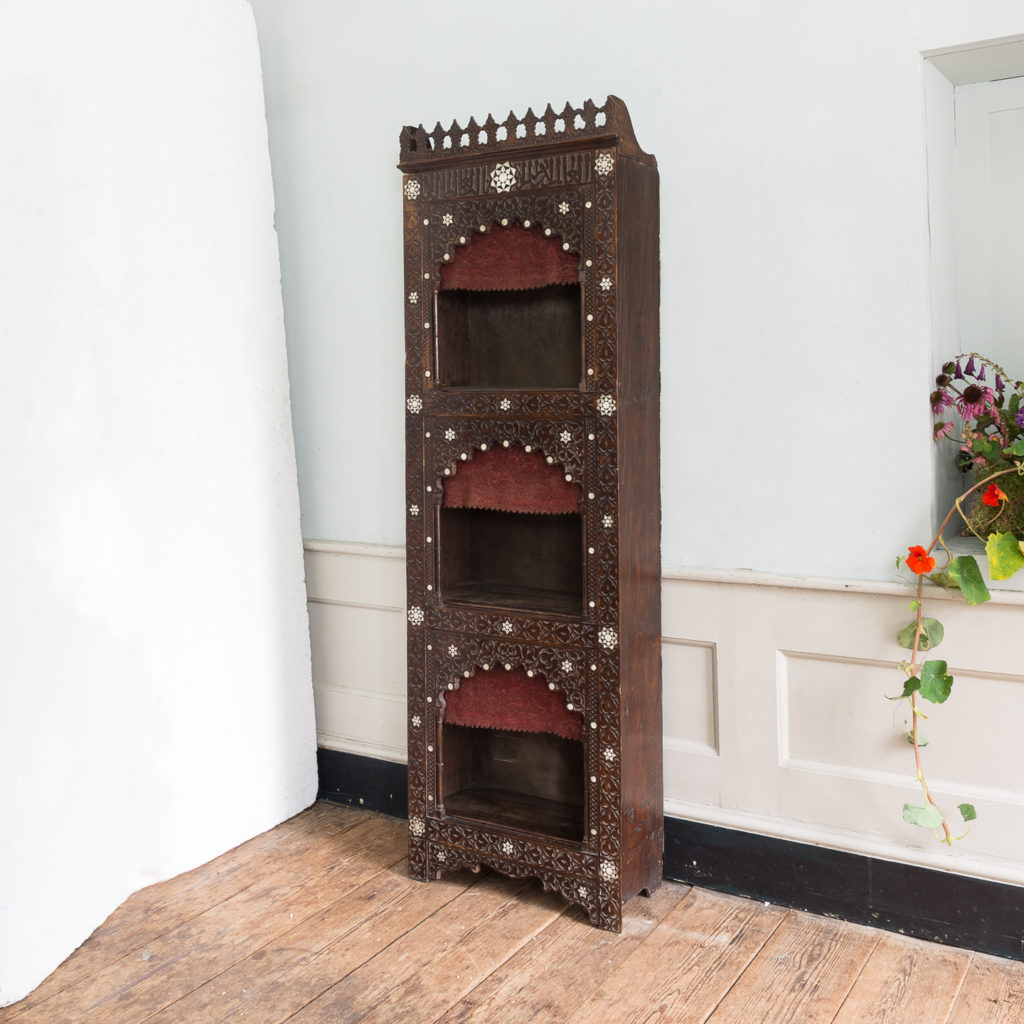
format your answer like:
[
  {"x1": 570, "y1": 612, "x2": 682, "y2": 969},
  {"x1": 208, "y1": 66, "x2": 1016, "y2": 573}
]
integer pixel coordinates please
[{"x1": 398, "y1": 95, "x2": 655, "y2": 168}]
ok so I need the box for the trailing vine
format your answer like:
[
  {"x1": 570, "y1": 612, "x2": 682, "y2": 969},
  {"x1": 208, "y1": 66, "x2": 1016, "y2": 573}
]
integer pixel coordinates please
[{"x1": 892, "y1": 354, "x2": 1024, "y2": 842}]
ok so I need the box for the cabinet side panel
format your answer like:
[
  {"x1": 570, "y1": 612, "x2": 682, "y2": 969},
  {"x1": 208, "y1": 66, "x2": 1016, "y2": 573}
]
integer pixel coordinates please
[
  {"x1": 615, "y1": 155, "x2": 664, "y2": 898},
  {"x1": 403, "y1": 198, "x2": 429, "y2": 881}
]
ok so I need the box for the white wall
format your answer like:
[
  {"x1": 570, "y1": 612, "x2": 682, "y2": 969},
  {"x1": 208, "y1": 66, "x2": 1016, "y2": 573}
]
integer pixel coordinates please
[
  {"x1": 250, "y1": 0, "x2": 1024, "y2": 580},
  {"x1": 0, "y1": 1, "x2": 317, "y2": 1006}
]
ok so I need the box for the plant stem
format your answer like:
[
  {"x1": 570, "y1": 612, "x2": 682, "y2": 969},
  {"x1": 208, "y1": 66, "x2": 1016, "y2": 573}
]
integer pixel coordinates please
[
  {"x1": 926, "y1": 465, "x2": 1018, "y2": 554},
  {"x1": 906, "y1": 465, "x2": 1015, "y2": 845},
  {"x1": 908, "y1": 572, "x2": 953, "y2": 845}
]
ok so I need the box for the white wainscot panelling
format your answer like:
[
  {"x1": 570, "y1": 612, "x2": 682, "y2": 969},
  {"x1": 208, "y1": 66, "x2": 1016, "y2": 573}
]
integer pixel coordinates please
[
  {"x1": 781, "y1": 652, "x2": 1024, "y2": 790},
  {"x1": 661, "y1": 637, "x2": 720, "y2": 807},
  {"x1": 305, "y1": 542, "x2": 407, "y2": 761},
  {"x1": 662, "y1": 638, "x2": 718, "y2": 753},
  {"x1": 305, "y1": 544, "x2": 1024, "y2": 886},
  {"x1": 304, "y1": 540, "x2": 406, "y2": 608},
  {"x1": 663, "y1": 569, "x2": 1024, "y2": 886}
]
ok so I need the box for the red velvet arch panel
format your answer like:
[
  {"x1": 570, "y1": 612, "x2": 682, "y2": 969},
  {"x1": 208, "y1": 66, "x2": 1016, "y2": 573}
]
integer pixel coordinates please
[
  {"x1": 443, "y1": 667, "x2": 582, "y2": 741},
  {"x1": 442, "y1": 445, "x2": 580, "y2": 515},
  {"x1": 439, "y1": 224, "x2": 579, "y2": 291}
]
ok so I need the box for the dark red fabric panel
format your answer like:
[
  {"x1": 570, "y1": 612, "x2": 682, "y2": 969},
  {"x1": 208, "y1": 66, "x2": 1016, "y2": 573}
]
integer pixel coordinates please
[
  {"x1": 439, "y1": 224, "x2": 579, "y2": 291},
  {"x1": 443, "y1": 667, "x2": 582, "y2": 741},
  {"x1": 442, "y1": 445, "x2": 580, "y2": 514}
]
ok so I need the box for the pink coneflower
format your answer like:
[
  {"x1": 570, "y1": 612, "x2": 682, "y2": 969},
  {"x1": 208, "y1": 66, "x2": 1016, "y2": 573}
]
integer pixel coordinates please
[
  {"x1": 956, "y1": 384, "x2": 993, "y2": 419},
  {"x1": 930, "y1": 389, "x2": 953, "y2": 414},
  {"x1": 933, "y1": 421, "x2": 954, "y2": 441}
]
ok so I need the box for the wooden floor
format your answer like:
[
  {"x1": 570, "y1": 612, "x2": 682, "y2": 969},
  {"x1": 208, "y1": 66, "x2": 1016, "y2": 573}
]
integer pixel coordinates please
[{"x1": 5, "y1": 803, "x2": 1024, "y2": 1024}]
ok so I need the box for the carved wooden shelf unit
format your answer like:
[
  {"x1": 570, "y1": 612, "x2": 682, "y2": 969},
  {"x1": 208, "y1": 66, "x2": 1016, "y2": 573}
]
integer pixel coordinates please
[{"x1": 399, "y1": 96, "x2": 661, "y2": 931}]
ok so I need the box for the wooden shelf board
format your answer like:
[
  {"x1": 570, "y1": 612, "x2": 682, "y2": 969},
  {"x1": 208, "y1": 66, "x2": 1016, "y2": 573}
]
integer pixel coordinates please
[
  {"x1": 442, "y1": 581, "x2": 583, "y2": 617},
  {"x1": 442, "y1": 786, "x2": 584, "y2": 844}
]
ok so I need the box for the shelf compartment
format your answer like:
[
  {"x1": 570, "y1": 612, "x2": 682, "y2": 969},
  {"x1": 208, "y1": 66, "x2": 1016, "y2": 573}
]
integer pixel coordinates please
[
  {"x1": 435, "y1": 221, "x2": 582, "y2": 390},
  {"x1": 439, "y1": 507, "x2": 583, "y2": 616},
  {"x1": 436, "y1": 284, "x2": 582, "y2": 389},
  {"x1": 440, "y1": 724, "x2": 584, "y2": 843}
]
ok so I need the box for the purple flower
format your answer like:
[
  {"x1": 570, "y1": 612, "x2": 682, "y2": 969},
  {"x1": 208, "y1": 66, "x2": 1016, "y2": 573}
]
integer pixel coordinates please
[
  {"x1": 978, "y1": 364, "x2": 987, "y2": 381},
  {"x1": 954, "y1": 361, "x2": 965, "y2": 380},
  {"x1": 1016, "y1": 410, "x2": 1024, "y2": 429},
  {"x1": 996, "y1": 374, "x2": 1006, "y2": 392},
  {"x1": 965, "y1": 356, "x2": 977, "y2": 376}
]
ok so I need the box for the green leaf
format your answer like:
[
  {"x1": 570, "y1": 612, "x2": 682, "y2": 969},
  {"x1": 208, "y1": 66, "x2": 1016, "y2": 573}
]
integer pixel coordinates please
[
  {"x1": 903, "y1": 803, "x2": 944, "y2": 829},
  {"x1": 958, "y1": 803, "x2": 977, "y2": 823},
  {"x1": 972, "y1": 437, "x2": 1003, "y2": 462},
  {"x1": 928, "y1": 570, "x2": 958, "y2": 589},
  {"x1": 896, "y1": 617, "x2": 944, "y2": 651},
  {"x1": 986, "y1": 531, "x2": 1024, "y2": 580},
  {"x1": 888, "y1": 676, "x2": 920, "y2": 700},
  {"x1": 1005, "y1": 437, "x2": 1024, "y2": 457},
  {"x1": 906, "y1": 730, "x2": 928, "y2": 746},
  {"x1": 919, "y1": 618, "x2": 944, "y2": 650},
  {"x1": 908, "y1": 599, "x2": 921, "y2": 611},
  {"x1": 948, "y1": 555, "x2": 991, "y2": 605},
  {"x1": 919, "y1": 660, "x2": 954, "y2": 704}
]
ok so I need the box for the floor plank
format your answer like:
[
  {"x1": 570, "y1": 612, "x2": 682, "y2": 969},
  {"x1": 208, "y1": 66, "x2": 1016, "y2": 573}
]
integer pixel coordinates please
[
  {"x1": 9, "y1": 811, "x2": 405, "y2": 1024},
  {"x1": 831, "y1": 932, "x2": 971, "y2": 1024},
  {"x1": 285, "y1": 873, "x2": 568, "y2": 1024},
  {"x1": 946, "y1": 952, "x2": 1024, "y2": 1024},
  {"x1": 144, "y1": 862, "x2": 479, "y2": 1024},
  {"x1": 0, "y1": 800, "x2": 347, "y2": 1019},
  {"x1": 704, "y1": 910, "x2": 880, "y2": 1024},
  {"x1": 6, "y1": 803, "x2": 1024, "y2": 1024},
  {"x1": 564, "y1": 887, "x2": 788, "y2": 1024},
  {"x1": 435, "y1": 881, "x2": 689, "y2": 1024}
]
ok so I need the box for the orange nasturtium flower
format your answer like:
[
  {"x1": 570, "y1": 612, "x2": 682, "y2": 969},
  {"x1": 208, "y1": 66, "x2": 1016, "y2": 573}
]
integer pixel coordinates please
[
  {"x1": 982, "y1": 483, "x2": 1008, "y2": 507},
  {"x1": 905, "y1": 545, "x2": 936, "y2": 575}
]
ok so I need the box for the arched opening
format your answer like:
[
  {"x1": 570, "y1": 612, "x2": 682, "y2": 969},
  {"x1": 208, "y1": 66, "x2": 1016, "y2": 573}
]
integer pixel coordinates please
[
  {"x1": 439, "y1": 445, "x2": 583, "y2": 616},
  {"x1": 440, "y1": 665, "x2": 584, "y2": 842},
  {"x1": 435, "y1": 224, "x2": 582, "y2": 388}
]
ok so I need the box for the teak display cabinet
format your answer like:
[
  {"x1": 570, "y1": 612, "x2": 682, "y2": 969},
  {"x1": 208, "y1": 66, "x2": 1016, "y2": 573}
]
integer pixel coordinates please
[{"x1": 399, "y1": 96, "x2": 661, "y2": 930}]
